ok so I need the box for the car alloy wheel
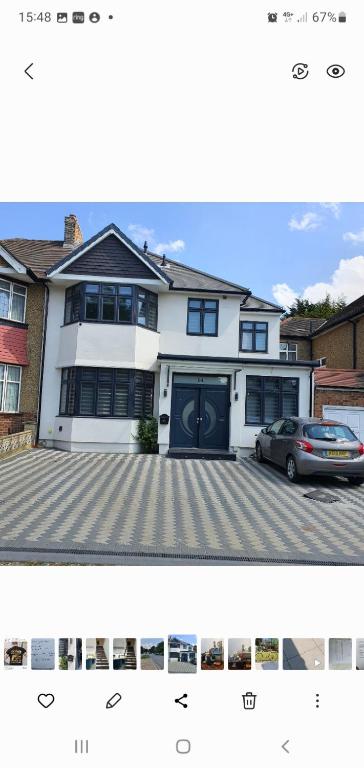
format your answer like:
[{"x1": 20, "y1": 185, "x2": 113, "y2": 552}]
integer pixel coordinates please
[{"x1": 286, "y1": 455, "x2": 299, "y2": 483}]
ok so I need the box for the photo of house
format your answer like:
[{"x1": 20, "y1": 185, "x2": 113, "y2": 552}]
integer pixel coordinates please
[
  {"x1": 58, "y1": 638, "x2": 82, "y2": 670},
  {"x1": 140, "y1": 638, "x2": 164, "y2": 670},
  {"x1": 201, "y1": 639, "x2": 224, "y2": 670},
  {"x1": 86, "y1": 638, "x2": 109, "y2": 670},
  {"x1": 113, "y1": 638, "x2": 137, "y2": 670},
  {"x1": 1, "y1": 203, "x2": 364, "y2": 568},
  {"x1": 228, "y1": 638, "x2": 252, "y2": 670},
  {"x1": 168, "y1": 635, "x2": 197, "y2": 673},
  {"x1": 4, "y1": 639, "x2": 27, "y2": 668},
  {"x1": 255, "y1": 638, "x2": 279, "y2": 670}
]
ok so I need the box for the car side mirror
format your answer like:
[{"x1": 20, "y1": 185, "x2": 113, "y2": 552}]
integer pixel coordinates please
[{"x1": 261, "y1": 427, "x2": 268, "y2": 434}]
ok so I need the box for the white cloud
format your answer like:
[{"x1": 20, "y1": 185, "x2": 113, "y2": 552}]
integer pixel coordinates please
[
  {"x1": 272, "y1": 283, "x2": 298, "y2": 309},
  {"x1": 343, "y1": 227, "x2": 364, "y2": 244},
  {"x1": 273, "y1": 255, "x2": 364, "y2": 309},
  {"x1": 127, "y1": 223, "x2": 155, "y2": 244},
  {"x1": 319, "y1": 202, "x2": 341, "y2": 219},
  {"x1": 127, "y1": 224, "x2": 185, "y2": 256},
  {"x1": 154, "y1": 239, "x2": 185, "y2": 256},
  {"x1": 288, "y1": 212, "x2": 322, "y2": 231}
]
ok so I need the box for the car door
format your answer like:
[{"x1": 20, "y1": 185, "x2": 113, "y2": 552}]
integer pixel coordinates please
[
  {"x1": 264, "y1": 419, "x2": 286, "y2": 461},
  {"x1": 273, "y1": 419, "x2": 299, "y2": 467}
]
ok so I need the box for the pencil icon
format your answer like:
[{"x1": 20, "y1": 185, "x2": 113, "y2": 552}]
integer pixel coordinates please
[{"x1": 106, "y1": 692, "x2": 122, "y2": 709}]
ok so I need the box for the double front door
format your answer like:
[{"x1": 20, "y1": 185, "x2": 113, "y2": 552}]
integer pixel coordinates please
[{"x1": 170, "y1": 376, "x2": 230, "y2": 450}]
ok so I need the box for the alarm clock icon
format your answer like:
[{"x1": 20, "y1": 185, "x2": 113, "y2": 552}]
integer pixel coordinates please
[
  {"x1": 268, "y1": 12, "x2": 278, "y2": 22},
  {"x1": 89, "y1": 12, "x2": 101, "y2": 23}
]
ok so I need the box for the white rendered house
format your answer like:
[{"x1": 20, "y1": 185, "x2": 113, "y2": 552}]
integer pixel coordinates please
[{"x1": 38, "y1": 222, "x2": 317, "y2": 457}]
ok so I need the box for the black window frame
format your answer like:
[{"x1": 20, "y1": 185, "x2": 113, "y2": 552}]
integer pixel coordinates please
[
  {"x1": 240, "y1": 321, "x2": 268, "y2": 353},
  {"x1": 64, "y1": 282, "x2": 158, "y2": 331},
  {"x1": 187, "y1": 298, "x2": 219, "y2": 336},
  {"x1": 245, "y1": 375, "x2": 299, "y2": 426},
  {"x1": 59, "y1": 367, "x2": 155, "y2": 420}
]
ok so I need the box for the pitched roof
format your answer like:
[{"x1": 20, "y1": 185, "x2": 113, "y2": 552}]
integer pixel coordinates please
[
  {"x1": 280, "y1": 316, "x2": 326, "y2": 338},
  {"x1": 147, "y1": 251, "x2": 249, "y2": 293},
  {"x1": 312, "y1": 294, "x2": 364, "y2": 335},
  {"x1": 0, "y1": 224, "x2": 251, "y2": 294},
  {"x1": 0, "y1": 239, "x2": 73, "y2": 278},
  {"x1": 315, "y1": 368, "x2": 364, "y2": 389}
]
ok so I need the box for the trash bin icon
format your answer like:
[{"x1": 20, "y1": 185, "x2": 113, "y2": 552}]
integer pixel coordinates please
[{"x1": 242, "y1": 692, "x2": 257, "y2": 710}]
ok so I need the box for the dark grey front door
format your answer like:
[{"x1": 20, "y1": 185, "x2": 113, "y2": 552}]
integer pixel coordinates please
[{"x1": 170, "y1": 378, "x2": 229, "y2": 450}]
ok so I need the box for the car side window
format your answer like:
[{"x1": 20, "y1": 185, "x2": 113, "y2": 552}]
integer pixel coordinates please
[
  {"x1": 280, "y1": 420, "x2": 298, "y2": 436},
  {"x1": 267, "y1": 419, "x2": 285, "y2": 435}
]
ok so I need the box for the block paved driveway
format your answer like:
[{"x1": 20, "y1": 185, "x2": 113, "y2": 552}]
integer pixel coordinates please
[{"x1": 0, "y1": 448, "x2": 364, "y2": 564}]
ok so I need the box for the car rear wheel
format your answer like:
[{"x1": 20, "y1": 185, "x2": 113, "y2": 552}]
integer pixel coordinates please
[
  {"x1": 348, "y1": 476, "x2": 364, "y2": 486},
  {"x1": 256, "y1": 442, "x2": 265, "y2": 463},
  {"x1": 286, "y1": 455, "x2": 300, "y2": 483}
]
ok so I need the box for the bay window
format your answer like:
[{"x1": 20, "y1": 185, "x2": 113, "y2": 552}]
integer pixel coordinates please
[
  {"x1": 0, "y1": 364, "x2": 22, "y2": 412},
  {"x1": 59, "y1": 367, "x2": 155, "y2": 419},
  {"x1": 64, "y1": 282, "x2": 158, "y2": 331}
]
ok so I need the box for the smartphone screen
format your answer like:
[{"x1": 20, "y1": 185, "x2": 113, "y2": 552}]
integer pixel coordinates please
[{"x1": 0, "y1": 1, "x2": 363, "y2": 765}]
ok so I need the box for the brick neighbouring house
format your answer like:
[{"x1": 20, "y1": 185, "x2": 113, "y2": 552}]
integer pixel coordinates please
[
  {"x1": 280, "y1": 298, "x2": 364, "y2": 441},
  {"x1": 0, "y1": 215, "x2": 83, "y2": 439}
]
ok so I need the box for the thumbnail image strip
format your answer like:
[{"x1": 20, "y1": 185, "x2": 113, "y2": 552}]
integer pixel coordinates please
[
  {"x1": 140, "y1": 638, "x2": 164, "y2": 670},
  {"x1": 113, "y1": 638, "x2": 137, "y2": 670},
  {"x1": 4, "y1": 639, "x2": 28, "y2": 668},
  {"x1": 201, "y1": 638, "x2": 224, "y2": 670},
  {"x1": 228, "y1": 638, "x2": 251, "y2": 670},
  {"x1": 168, "y1": 635, "x2": 197, "y2": 673}
]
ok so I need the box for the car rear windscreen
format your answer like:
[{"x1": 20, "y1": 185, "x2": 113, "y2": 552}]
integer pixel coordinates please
[{"x1": 303, "y1": 424, "x2": 358, "y2": 442}]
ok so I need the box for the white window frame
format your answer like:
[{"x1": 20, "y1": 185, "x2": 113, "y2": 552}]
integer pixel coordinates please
[
  {"x1": 0, "y1": 279, "x2": 27, "y2": 323},
  {"x1": 280, "y1": 342, "x2": 298, "y2": 361},
  {"x1": 0, "y1": 364, "x2": 22, "y2": 413}
]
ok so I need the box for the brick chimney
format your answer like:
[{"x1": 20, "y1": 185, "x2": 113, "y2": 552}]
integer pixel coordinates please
[{"x1": 64, "y1": 214, "x2": 83, "y2": 247}]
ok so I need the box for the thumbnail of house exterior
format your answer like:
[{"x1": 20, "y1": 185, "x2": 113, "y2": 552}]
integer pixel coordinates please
[
  {"x1": 169, "y1": 637, "x2": 197, "y2": 664},
  {"x1": 0, "y1": 215, "x2": 317, "y2": 457}
]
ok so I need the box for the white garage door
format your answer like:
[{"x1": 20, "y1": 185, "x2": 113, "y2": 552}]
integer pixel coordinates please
[{"x1": 323, "y1": 406, "x2": 364, "y2": 443}]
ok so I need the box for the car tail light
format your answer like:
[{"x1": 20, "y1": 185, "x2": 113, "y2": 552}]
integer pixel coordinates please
[
  {"x1": 295, "y1": 439, "x2": 314, "y2": 453},
  {"x1": 358, "y1": 443, "x2": 364, "y2": 456}
]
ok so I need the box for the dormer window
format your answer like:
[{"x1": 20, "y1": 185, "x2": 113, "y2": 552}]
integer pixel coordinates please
[
  {"x1": 64, "y1": 282, "x2": 158, "y2": 331},
  {"x1": 0, "y1": 279, "x2": 27, "y2": 323}
]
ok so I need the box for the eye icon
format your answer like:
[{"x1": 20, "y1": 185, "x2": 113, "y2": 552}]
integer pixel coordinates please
[{"x1": 327, "y1": 64, "x2": 345, "y2": 78}]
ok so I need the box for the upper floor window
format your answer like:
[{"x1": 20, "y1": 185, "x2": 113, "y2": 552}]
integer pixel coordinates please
[
  {"x1": 64, "y1": 282, "x2": 158, "y2": 331},
  {"x1": 187, "y1": 298, "x2": 218, "y2": 336},
  {"x1": 280, "y1": 342, "x2": 298, "y2": 361},
  {"x1": 240, "y1": 321, "x2": 268, "y2": 353},
  {"x1": 0, "y1": 280, "x2": 27, "y2": 323},
  {"x1": 0, "y1": 364, "x2": 22, "y2": 413}
]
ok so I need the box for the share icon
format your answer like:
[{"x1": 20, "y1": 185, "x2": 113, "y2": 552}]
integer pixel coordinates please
[{"x1": 175, "y1": 693, "x2": 188, "y2": 708}]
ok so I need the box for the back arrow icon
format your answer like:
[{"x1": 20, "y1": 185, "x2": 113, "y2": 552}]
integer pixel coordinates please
[
  {"x1": 282, "y1": 740, "x2": 290, "y2": 754},
  {"x1": 25, "y1": 63, "x2": 34, "y2": 79}
]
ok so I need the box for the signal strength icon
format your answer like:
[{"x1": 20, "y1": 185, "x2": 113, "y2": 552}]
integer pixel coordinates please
[{"x1": 297, "y1": 12, "x2": 308, "y2": 22}]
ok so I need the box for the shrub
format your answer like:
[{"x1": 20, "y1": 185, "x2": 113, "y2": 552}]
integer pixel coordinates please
[{"x1": 136, "y1": 417, "x2": 158, "y2": 453}]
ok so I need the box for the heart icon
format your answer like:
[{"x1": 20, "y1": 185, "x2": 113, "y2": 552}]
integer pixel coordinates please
[{"x1": 38, "y1": 693, "x2": 55, "y2": 709}]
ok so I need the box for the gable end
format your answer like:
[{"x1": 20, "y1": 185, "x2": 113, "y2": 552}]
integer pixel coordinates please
[{"x1": 63, "y1": 234, "x2": 160, "y2": 280}]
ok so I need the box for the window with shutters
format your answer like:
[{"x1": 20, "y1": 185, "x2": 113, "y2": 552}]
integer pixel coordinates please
[
  {"x1": 59, "y1": 367, "x2": 154, "y2": 418},
  {"x1": 245, "y1": 376, "x2": 299, "y2": 425}
]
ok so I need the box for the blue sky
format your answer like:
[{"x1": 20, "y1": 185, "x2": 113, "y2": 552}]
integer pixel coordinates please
[
  {"x1": 169, "y1": 634, "x2": 196, "y2": 644},
  {"x1": 140, "y1": 638, "x2": 164, "y2": 648},
  {"x1": 1, "y1": 202, "x2": 364, "y2": 308}
]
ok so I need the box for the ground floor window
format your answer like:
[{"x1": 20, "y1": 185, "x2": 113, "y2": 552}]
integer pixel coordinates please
[
  {"x1": 59, "y1": 367, "x2": 154, "y2": 419},
  {"x1": 245, "y1": 375, "x2": 299, "y2": 425},
  {"x1": 0, "y1": 364, "x2": 22, "y2": 412}
]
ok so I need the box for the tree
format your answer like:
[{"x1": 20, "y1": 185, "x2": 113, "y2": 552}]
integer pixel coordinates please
[{"x1": 284, "y1": 294, "x2": 347, "y2": 320}]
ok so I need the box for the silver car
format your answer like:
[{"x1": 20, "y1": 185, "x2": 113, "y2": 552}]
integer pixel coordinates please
[{"x1": 255, "y1": 417, "x2": 364, "y2": 485}]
